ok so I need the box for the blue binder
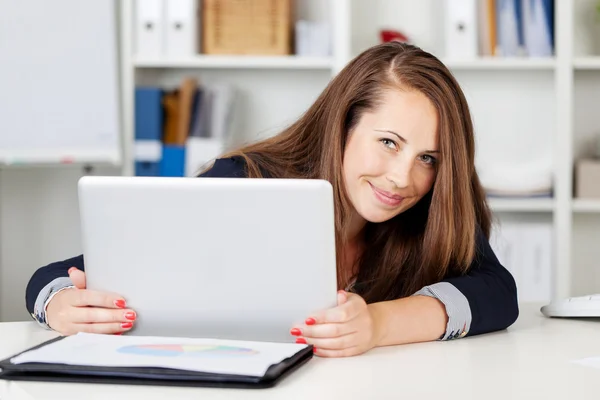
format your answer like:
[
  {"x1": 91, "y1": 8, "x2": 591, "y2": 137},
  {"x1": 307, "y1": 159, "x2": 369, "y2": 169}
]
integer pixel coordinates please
[
  {"x1": 160, "y1": 145, "x2": 186, "y2": 177},
  {"x1": 135, "y1": 87, "x2": 164, "y2": 176}
]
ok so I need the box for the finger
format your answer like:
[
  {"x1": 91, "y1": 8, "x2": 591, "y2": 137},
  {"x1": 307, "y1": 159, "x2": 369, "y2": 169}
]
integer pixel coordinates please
[
  {"x1": 73, "y1": 321, "x2": 135, "y2": 335},
  {"x1": 297, "y1": 332, "x2": 358, "y2": 350},
  {"x1": 310, "y1": 293, "x2": 363, "y2": 324},
  {"x1": 71, "y1": 307, "x2": 137, "y2": 324},
  {"x1": 70, "y1": 289, "x2": 127, "y2": 309},
  {"x1": 292, "y1": 322, "x2": 356, "y2": 339},
  {"x1": 68, "y1": 267, "x2": 86, "y2": 289},
  {"x1": 313, "y1": 346, "x2": 362, "y2": 358}
]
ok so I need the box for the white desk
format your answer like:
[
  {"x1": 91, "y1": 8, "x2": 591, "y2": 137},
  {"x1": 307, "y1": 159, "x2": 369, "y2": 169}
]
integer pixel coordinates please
[{"x1": 1, "y1": 303, "x2": 599, "y2": 400}]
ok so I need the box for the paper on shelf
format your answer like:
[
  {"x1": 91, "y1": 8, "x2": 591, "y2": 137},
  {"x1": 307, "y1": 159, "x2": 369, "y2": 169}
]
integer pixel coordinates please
[{"x1": 10, "y1": 333, "x2": 307, "y2": 378}]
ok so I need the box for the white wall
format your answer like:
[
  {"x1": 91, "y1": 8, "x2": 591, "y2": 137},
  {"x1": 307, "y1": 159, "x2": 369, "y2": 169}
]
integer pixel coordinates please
[{"x1": 0, "y1": 166, "x2": 120, "y2": 321}]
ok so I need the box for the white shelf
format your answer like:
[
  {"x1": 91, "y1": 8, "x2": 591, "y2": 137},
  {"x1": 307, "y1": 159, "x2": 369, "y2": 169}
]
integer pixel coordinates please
[
  {"x1": 572, "y1": 199, "x2": 600, "y2": 213},
  {"x1": 487, "y1": 198, "x2": 554, "y2": 212},
  {"x1": 573, "y1": 57, "x2": 600, "y2": 70},
  {"x1": 443, "y1": 57, "x2": 556, "y2": 70},
  {"x1": 133, "y1": 55, "x2": 335, "y2": 70}
]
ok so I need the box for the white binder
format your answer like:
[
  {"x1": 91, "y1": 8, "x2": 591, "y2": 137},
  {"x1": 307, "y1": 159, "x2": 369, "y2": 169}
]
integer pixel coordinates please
[
  {"x1": 134, "y1": 0, "x2": 165, "y2": 57},
  {"x1": 444, "y1": 0, "x2": 478, "y2": 59},
  {"x1": 165, "y1": 0, "x2": 198, "y2": 57},
  {"x1": 522, "y1": 0, "x2": 553, "y2": 57}
]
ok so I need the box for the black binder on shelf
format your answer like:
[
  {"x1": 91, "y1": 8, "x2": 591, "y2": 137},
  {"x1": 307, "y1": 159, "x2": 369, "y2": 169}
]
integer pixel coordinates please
[{"x1": 0, "y1": 336, "x2": 314, "y2": 389}]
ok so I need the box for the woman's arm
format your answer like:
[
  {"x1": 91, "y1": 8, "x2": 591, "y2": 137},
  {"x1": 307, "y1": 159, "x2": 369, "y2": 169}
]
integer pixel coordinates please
[
  {"x1": 369, "y1": 295, "x2": 448, "y2": 345},
  {"x1": 372, "y1": 224, "x2": 519, "y2": 344}
]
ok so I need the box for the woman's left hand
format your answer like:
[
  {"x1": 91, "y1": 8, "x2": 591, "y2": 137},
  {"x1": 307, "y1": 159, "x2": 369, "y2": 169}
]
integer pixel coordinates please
[{"x1": 290, "y1": 290, "x2": 382, "y2": 358}]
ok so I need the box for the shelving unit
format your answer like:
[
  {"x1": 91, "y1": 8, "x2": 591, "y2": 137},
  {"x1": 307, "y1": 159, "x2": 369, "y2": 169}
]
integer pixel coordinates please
[{"x1": 116, "y1": 0, "x2": 600, "y2": 302}]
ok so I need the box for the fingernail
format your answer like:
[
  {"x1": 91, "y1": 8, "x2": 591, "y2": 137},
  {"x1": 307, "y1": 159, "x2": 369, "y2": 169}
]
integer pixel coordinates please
[
  {"x1": 68, "y1": 267, "x2": 76, "y2": 274},
  {"x1": 305, "y1": 318, "x2": 316, "y2": 326},
  {"x1": 121, "y1": 322, "x2": 133, "y2": 329},
  {"x1": 290, "y1": 328, "x2": 301, "y2": 336},
  {"x1": 114, "y1": 300, "x2": 126, "y2": 308},
  {"x1": 313, "y1": 347, "x2": 318, "y2": 353},
  {"x1": 125, "y1": 311, "x2": 136, "y2": 321},
  {"x1": 295, "y1": 337, "x2": 307, "y2": 344},
  {"x1": 114, "y1": 332, "x2": 123, "y2": 335}
]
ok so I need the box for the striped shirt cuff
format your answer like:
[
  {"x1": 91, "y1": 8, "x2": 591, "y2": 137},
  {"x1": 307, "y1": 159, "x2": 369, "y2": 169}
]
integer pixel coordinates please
[
  {"x1": 412, "y1": 282, "x2": 472, "y2": 341},
  {"x1": 32, "y1": 277, "x2": 74, "y2": 330}
]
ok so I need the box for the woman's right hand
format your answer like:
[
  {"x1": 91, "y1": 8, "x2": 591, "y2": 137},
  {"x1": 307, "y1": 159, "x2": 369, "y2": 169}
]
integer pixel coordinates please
[{"x1": 45, "y1": 267, "x2": 136, "y2": 335}]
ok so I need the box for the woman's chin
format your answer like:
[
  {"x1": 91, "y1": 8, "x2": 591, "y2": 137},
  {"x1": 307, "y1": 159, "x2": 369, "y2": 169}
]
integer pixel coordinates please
[{"x1": 357, "y1": 207, "x2": 401, "y2": 224}]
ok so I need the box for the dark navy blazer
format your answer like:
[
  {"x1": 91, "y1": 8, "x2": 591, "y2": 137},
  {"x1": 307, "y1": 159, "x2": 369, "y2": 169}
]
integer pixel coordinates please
[{"x1": 25, "y1": 156, "x2": 519, "y2": 336}]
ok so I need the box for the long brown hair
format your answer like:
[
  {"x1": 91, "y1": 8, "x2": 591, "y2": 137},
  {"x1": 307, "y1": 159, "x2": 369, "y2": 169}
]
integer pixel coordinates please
[{"x1": 212, "y1": 42, "x2": 492, "y2": 303}]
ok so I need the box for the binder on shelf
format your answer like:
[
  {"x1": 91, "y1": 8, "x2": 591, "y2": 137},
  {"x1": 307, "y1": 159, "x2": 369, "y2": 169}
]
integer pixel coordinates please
[
  {"x1": 522, "y1": 0, "x2": 553, "y2": 57},
  {"x1": 490, "y1": 222, "x2": 552, "y2": 303},
  {"x1": 134, "y1": 87, "x2": 164, "y2": 176},
  {"x1": 160, "y1": 145, "x2": 186, "y2": 177},
  {"x1": 165, "y1": 0, "x2": 198, "y2": 57},
  {"x1": 163, "y1": 78, "x2": 198, "y2": 146},
  {"x1": 134, "y1": 0, "x2": 165, "y2": 58},
  {"x1": 495, "y1": 0, "x2": 522, "y2": 57},
  {"x1": 444, "y1": 0, "x2": 478, "y2": 59},
  {"x1": 0, "y1": 333, "x2": 313, "y2": 389}
]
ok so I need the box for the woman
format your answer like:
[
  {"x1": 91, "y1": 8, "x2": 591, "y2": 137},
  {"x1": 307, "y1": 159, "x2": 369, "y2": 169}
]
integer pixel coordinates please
[{"x1": 25, "y1": 42, "x2": 518, "y2": 358}]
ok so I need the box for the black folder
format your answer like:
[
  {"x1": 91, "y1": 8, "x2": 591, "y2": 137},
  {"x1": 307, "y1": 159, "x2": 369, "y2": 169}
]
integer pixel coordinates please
[{"x1": 0, "y1": 336, "x2": 314, "y2": 389}]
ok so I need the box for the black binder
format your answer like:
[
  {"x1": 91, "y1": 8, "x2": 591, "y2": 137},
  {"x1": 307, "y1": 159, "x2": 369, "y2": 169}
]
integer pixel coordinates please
[{"x1": 0, "y1": 336, "x2": 314, "y2": 389}]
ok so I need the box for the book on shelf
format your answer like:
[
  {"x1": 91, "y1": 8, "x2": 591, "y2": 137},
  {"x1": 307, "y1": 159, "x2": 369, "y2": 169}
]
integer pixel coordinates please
[
  {"x1": 445, "y1": 0, "x2": 554, "y2": 60},
  {"x1": 134, "y1": 79, "x2": 237, "y2": 178}
]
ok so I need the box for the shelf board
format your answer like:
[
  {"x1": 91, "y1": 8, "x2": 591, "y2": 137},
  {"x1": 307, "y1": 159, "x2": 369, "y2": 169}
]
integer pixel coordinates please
[
  {"x1": 133, "y1": 55, "x2": 335, "y2": 70},
  {"x1": 444, "y1": 57, "x2": 556, "y2": 70},
  {"x1": 572, "y1": 199, "x2": 600, "y2": 213},
  {"x1": 487, "y1": 198, "x2": 554, "y2": 212},
  {"x1": 573, "y1": 57, "x2": 600, "y2": 70}
]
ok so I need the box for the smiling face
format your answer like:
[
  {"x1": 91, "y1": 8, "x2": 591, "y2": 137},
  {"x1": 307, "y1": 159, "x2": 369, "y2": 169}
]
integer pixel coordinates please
[{"x1": 342, "y1": 88, "x2": 440, "y2": 225}]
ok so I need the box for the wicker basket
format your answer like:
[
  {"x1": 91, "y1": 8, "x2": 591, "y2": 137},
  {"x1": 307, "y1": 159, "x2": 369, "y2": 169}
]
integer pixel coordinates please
[{"x1": 202, "y1": 0, "x2": 294, "y2": 55}]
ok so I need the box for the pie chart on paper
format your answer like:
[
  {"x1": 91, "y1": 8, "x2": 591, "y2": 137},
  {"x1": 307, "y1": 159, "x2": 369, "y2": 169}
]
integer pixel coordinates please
[{"x1": 117, "y1": 344, "x2": 260, "y2": 358}]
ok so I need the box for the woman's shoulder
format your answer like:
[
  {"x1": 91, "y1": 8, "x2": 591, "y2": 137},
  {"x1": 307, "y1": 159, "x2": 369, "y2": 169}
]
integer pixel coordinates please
[{"x1": 197, "y1": 156, "x2": 248, "y2": 178}]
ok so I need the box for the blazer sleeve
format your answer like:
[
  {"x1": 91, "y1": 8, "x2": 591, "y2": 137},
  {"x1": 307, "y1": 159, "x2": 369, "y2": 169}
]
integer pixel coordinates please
[
  {"x1": 25, "y1": 254, "x2": 84, "y2": 319},
  {"x1": 441, "y1": 225, "x2": 519, "y2": 337}
]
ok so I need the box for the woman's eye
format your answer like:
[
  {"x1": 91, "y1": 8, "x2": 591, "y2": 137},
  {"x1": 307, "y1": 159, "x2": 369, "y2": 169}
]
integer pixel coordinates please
[
  {"x1": 420, "y1": 155, "x2": 437, "y2": 165},
  {"x1": 380, "y1": 138, "x2": 397, "y2": 149}
]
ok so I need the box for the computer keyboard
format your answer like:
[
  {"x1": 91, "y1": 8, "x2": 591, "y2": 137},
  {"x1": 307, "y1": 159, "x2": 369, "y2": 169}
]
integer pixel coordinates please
[{"x1": 541, "y1": 294, "x2": 600, "y2": 317}]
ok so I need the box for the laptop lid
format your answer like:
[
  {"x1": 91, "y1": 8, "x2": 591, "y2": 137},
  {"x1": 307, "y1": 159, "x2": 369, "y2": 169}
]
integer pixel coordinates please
[{"x1": 78, "y1": 176, "x2": 338, "y2": 342}]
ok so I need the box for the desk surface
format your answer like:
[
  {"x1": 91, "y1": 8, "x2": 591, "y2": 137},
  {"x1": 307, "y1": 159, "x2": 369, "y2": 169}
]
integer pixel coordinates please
[{"x1": 1, "y1": 303, "x2": 599, "y2": 400}]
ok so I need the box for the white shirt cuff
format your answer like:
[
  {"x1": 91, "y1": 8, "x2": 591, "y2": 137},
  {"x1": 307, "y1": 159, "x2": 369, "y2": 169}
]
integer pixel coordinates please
[{"x1": 413, "y1": 282, "x2": 472, "y2": 340}]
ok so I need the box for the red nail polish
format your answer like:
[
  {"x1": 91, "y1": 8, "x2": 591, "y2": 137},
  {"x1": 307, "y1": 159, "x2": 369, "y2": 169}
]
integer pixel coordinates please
[
  {"x1": 114, "y1": 300, "x2": 126, "y2": 309},
  {"x1": 305, "y1": 318, "x2": 316, "y2": 325},
  {"x1": 295, "y1": 338, "x2": 307, "y2": 344},
  {"x1": 313, "y1": 347, "x2": 318, "y2": 353},
  {"x1": 121, "y1": 322, "x2": 133, "y2": 329},
  {"x1": 114, "y1": 332, "x2": 123, "y2": 335},
  {"x1": 125, "y1": 311, "x2": 136, "y2": 321},
  {"x1": 290, "y1": 328, "x2": 301, "y2": 336}
]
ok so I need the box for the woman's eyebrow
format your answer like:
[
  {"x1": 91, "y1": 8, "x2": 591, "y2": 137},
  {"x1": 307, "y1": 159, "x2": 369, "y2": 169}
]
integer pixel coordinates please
[{"x1": 375, "y1": 129, "x2": 439, "y2": 153}]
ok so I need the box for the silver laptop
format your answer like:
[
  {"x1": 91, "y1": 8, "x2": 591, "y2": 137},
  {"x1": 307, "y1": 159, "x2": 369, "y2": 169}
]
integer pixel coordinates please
[{"x1": 78, "y1": 175, "x2": 338, "y2": 343}]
